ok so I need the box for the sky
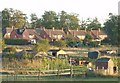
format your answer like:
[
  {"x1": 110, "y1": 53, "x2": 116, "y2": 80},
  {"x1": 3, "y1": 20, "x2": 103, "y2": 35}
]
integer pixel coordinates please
[{"x1": 0, "y1": 0, "x2": 119, "y2": 25}]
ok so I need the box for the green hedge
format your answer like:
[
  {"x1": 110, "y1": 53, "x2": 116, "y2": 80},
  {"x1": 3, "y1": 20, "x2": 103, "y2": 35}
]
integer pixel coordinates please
[{"x1": 4, "y1": 38, "x2": 28, "y2": 45}]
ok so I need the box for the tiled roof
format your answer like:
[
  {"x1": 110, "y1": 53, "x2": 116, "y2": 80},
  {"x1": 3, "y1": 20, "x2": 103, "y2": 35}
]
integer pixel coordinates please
[
  {"x1": 91, "y1": 30, "x2": 106, "y2": 36},
  {"x1": 25, "y1": 29, "x2": 36, "y2": 35},
  {"x1": 68, "y1": 30, "x2": 86, "y2": 36},
  {"x1": 45, "y1": 29, "x2": 65, "y2": 35}
]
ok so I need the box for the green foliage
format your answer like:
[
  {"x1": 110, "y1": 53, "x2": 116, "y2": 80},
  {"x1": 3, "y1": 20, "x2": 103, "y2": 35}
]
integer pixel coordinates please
[
  {"x1": 2, "y1": 8, "x2": 27, "y2": 28},
  {"x1": 83, "y1": 33, "x2": 93, "y2": 46},
  {"x1": 4, "y1": 38, "x2": 28, "y2": 45},
  {"x1": 3, "y1": 46, "x2": 16, "y2": 53},
  {"x1": 101, "y1": 38, "x2": 111, "y2": 45},
  {"x1": 33, "y1": 11, "x2": 79, "y2": 30},
  {"x1": 30, "y1": 13, "x2": 38, "y2": 28},
  {"x1": 103, "y1": 14, "x2": 119, "y2": 45},
  {"x1": 65, "y1": 35, "x2": 80, "y2": 47},
  {"x1": 39, "y1": 58, "x2": 69, "y2": 70},
  {"x1": 3, "y1": 46, "x2": 16, "y2": 60},
  {"x1": 80, "y1": 17, "x2": 101, "y2": 30},
  {"x1": 89, "y1": 41, "x2": 100, "y2": 47},
  {"x1": 58, "y1": 11, "x2": 80, "y2": 30},
  {"x1": 2, "y1": 39, "x2": 6, "y2": 48},
  {"x1": 54, "y1": 40, "x2": 66, "y2": 48},
  {"x1": 34, "y1": 39, "x2": 50, "y2": 52},
  {"x1": 87, "y1": 18, "x2": 101, "y2": 29},
  {"x1": 40, "y1": 11, "x2": 58, "y2": 29}
]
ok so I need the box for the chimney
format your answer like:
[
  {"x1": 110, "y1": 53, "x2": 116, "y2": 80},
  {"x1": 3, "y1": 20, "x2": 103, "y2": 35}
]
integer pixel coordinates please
[
  {"x1": 68, "y1": 27, "x2": 70, "y2": 31},
  {"x1": 52, "y1": 27, "x2": 54, "y2": 31},
  {"x1": 73, "y1": 31, "x2": 75, "y2": 37},
  {"x1": 77, "y1": 28, "x2": 78, "y2": 31},
  {"x1": 40, "y1": 26, "x2": 43, "y2": 30},
  {"x1": 12, "y1": 26, "x2": 15, "y2": 30},
  {"x1": 91, "y1": 28, "x2": 92, "y2": 31},
  {"x1": 62, "y1": 28, "x2": 63, "y2": 31},
  {"x1": 85, "y1": 28, "x2": 86, "y2": 32},
  {"x1": 98, "y1": 28, "x2": 101, "y2": 32},
  {"x1": 43, "y1": 27, "x2": 45, "y2": 31},
  {"x1": 24, "y1": 26, "x2": 26, "y2": 29}
]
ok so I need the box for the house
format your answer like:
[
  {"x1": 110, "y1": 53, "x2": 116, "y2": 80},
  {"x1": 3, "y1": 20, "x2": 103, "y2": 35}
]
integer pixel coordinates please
[
  {"x1": 48, "y1": 49, "x2": 68, "y2": 59},
  {"x1": 67, "y1": 28, "x2": 86, "y2": 40},
  {"x1": 37, "y1": 27, "x2": 66, "y2": 41},
  {"x1": 95, "y1": 57, "x2": 117, "y2": 75},
  {"x1": 67, "y1": 28, "x2": 107, "y2": 41},
  {"x1": 90, "y1": 29, "x2": 107, "y2": 41},
  {"x1": 4, "y1": 27, "x2": 41, "y2": 44},
  {"x1": 3, "y1": 27, "x2": 14, "y2": 38}
]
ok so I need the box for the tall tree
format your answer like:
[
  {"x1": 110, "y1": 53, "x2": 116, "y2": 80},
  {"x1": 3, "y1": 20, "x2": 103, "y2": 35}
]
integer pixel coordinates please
[
  {"x1": 59, "y1": 11, "x2": 80, "y2": 30},
  {"x1": 2, "y1": 8, "x2": 10, "y2": 28},
  {"x1": 41, "y1": 11, "x2": 58, "y2": 29},
  {"x1": 103, "y1": 14, "x2": 119, "y2": 45},
  {"x1": 2, "y1": 8, "x2": 27, "y2": 28},
  {"x1": 80, "y1": 18, "x2": 101, "y2": 30},
  {"x1": 30, "y1": 13, "x2": 38, "y2": 28}
]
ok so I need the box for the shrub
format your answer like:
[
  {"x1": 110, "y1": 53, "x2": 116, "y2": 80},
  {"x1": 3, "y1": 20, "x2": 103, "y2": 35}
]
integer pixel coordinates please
[
  {"x1": 4, "y1": 38, "x2": 28, "y2": 45},
  {"x1": 54, "y1": 40, "x2": 66, "y2": 48}
]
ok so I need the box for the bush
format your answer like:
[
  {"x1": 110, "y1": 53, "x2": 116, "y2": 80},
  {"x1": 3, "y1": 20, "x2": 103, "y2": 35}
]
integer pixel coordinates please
[
  {"x1": 3, "y1": 47, "x2": 16, "y2": 52},
  {"x1": 54, "y1": 40, "x2": 66, "y2": 48},
  {"x1": 4, "y1": 38, "x2": 28, "y2": 45}
]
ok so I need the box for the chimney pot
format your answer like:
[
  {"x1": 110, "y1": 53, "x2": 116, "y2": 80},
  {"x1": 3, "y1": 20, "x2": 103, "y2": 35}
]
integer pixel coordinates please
[
  {"x1": 12, "y1": 26, "x2": 15, "y2": 29},
  {"x1": 85, "y1": 28, "x2": 86, "y2": 32},
  {"x1": 43, "y1": 27, "x2": 45, "y2": 30},
  {"x1": 98, "y1": 28, "x2": 101, "y2": 32},
  {"x1": 77, "y1": 28, "x2": 78, "y2": 31},
  {"x1": 52, "y1": 27, "x2": 54, "y2": 31}
]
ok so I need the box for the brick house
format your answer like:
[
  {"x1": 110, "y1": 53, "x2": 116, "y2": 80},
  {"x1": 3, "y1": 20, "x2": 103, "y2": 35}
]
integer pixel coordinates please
[
  {"x1": 95, "y1": 57, "x2": 117, "y2": 75},
  {"x1": 90, "y1": 29, "x2": 107, "y2": 41},
  {"x1": 4, "y1": 27, "x2": 41, "y2": 44},
  {"x1": 37, "y1": 27, "x2": 65, "y2": 41},
  {"x1": 67, "y1": 28, "x2": 107, "y2": 41},
  {"x1": 67, "y1": 28, "x2": 86, "y2": 40}
]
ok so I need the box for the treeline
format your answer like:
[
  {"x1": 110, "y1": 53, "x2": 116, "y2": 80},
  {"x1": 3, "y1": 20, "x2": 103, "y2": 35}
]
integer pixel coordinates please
[
  {"x1": 2, "y1": 8, "x2": 101, "y2": 30},
  {"x1": 2, "y1": 8, "x2": 120, "y2": 45}
]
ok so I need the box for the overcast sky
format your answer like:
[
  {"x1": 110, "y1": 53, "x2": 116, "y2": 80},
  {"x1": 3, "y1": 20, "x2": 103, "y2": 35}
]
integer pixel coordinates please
[{"x1": 0, "y1": 0, "x2": 119, "y2": 25}]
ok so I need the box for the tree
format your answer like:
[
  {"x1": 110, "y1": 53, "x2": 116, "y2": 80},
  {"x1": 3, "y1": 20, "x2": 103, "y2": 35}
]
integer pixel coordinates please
[
  {"x1": 3, "y1": 47, "x2": 16, "y2": 61},
  {"x1": 2, "y1": 8, "x2": 27, "y2": 28},
  {"x1": 36, "y1": 11, "x2": 80, "y2": 31},
  {"x1": 41, "y1": 11, "x2": 58, "y2": 29},
  {"x1": 65, "y1": 35, "x2": 79, "y2": 47},
  {"x1": 83, "y1": 33, "x2": 93, "y2": 46},
  {"x1": 80, "y1": 18, "x2": 101, "y2": 30},
  {"x1": 87, "y1": 18, "x2": 101, "y2": 29},
  {"x1": 103, "y1": 14, "x2": 119, "y2": 45},
  {"x1": 30, "y1": 13, "x2": 38, "y2": 28},
  {"x1": 34, "y1": 39, "x2": 50, "y2": 53},
  {"x1": 59, "y1": 11, "x2": 80, "y2": 32},
  {"x1": 2, "y1": 8, "x2": 10, "y2": 28},
  {"x1": 54, "y1": 40, "x2": 66, "y2": 48},
  {"x1": 2, "y1": 39, "x2": 6, "y2": 49}
]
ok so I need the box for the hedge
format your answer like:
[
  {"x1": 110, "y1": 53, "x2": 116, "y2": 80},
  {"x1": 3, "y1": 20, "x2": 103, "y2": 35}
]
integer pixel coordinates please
[{"x1": 4, "y1": 38, "x2": 28, "y2": 45}]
